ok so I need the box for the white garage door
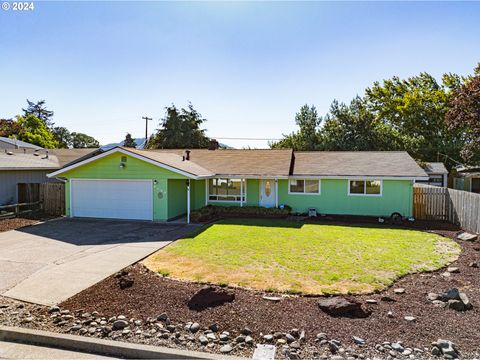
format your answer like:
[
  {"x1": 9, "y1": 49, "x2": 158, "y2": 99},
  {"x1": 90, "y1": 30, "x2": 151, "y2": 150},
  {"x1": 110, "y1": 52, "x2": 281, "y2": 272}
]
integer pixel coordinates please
[{"x1": 71, "y1": 179, "x2": 153, "y2": 220}]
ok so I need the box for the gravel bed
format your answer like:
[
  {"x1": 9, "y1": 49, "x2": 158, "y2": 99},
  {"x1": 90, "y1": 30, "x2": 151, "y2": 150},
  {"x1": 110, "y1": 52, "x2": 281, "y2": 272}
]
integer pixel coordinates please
[
  {"x1": 1, "y1": 221, "x2": 479, "y2": 359},
  {"x1": 0, "y1": 213, "x2": 56, "y2": 233}
]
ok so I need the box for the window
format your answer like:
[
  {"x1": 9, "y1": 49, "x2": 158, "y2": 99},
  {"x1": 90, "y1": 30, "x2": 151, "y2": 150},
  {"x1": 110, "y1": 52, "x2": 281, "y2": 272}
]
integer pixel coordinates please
[
  {"x1": 208, "y1": 178, "x2": 246, "y2": 202},
  {"x1": 289, "y1": 179, "x2": 320, "y2": 194},
  {"x1": 349, "y1": 179, "x2": 382, "y2": 196}
]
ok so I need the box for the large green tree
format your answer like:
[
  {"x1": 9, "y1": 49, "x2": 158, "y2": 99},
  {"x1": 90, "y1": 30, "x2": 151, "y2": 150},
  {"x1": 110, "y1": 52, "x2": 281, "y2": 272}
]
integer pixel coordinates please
[
  {"x1": 71, "y1": 132, "x2": 100, "y2": 148},
  {"x1": 445, "y1": 69, "x2": 480, "y2": 165},
  {"x1": 16, "y1": 115, "x2": 58, "y2": 148},
  {"x1": 364, "y1": 72, "x2": 463, "y2": 163},
  {"x1": 52, "y1": 126, "x2": 72, "y2": 148},
  {"x1": 147, "y1": 104, "x2": 210, "y2": 149},
  {"x1": 271, "y1": 104, "x2": 321, "y2": 150},
  {"x1": 320, "y1": 97, "x2": 398, "y2": 151},
  {"x1": 22, "y1": 99, "x2": 54, "y2": 127}
]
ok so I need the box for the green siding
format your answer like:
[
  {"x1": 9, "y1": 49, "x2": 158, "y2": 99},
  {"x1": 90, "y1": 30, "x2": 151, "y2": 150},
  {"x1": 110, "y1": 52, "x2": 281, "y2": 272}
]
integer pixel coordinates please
[
  {"x1": 168, "y1": 179, "x2": 187, "y2": 219},
  {"x1": 60, "y1": 152, "x2": 186, "y2": 221},
  {"x1": 278, "y1": 179, "x2": 413, "y2": 217},
  {"x1": 191, "y1": 179, "x2": 206, "y2": 210}
]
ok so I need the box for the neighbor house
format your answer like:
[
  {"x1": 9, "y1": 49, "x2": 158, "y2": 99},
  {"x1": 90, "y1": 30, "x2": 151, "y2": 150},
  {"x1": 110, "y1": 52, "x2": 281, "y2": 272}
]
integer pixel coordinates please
[
  {"x1": 0, "y1": 136, "x2": 42, "y2": 150},
  {"x1": 47, "y1": 147, "x2": 427, "y2": 222},
  {"x1": 453, "y1": 166, "x2": 480, "y2": 194},
  {"x1": 416, "y1": 162, "x2": 448, "y2": 187},
  {"x1": 0, "y1": 148, "x2": 101, "y2": 205}
]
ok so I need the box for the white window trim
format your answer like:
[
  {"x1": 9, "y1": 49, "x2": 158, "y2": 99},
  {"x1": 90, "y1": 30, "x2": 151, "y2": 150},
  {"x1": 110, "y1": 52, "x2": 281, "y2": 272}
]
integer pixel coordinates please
[
  {"x1": 207, "y1": 178, "x2": 247, "y2": 203},
  {"x1": 348, "y1": 179, "x2": 383, "y2": 197},
  {"x1": 288, "y1": 179, "x2": 321, "y2": 195}
]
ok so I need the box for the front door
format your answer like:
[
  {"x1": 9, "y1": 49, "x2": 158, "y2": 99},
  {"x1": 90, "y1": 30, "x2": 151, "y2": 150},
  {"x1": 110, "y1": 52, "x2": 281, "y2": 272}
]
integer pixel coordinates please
[{"x1": 260, "y1": 179, "x2": 276, "y2": 208}]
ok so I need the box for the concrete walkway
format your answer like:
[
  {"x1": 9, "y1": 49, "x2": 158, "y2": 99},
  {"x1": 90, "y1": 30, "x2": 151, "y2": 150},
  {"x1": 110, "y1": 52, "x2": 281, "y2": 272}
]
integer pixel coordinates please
[
  {"x1": 0, "y1": 341, "x2": 117, "y2": 359},
  {"x1": 0, "y1": 218, "x2": 197, "y2": 305}
]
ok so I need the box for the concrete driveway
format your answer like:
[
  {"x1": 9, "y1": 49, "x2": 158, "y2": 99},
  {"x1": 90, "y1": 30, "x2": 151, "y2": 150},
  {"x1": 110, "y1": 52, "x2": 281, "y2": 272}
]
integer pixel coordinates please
[{"x1": 0, "y1": 218, "x2": 196, "y2": 305}]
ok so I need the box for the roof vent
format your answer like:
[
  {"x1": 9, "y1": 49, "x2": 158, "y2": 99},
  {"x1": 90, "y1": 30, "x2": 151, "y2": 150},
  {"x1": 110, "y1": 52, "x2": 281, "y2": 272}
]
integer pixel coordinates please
[
  {"x1": 183, "y1": 149, "x2": 191, "y2": 161},
  {"x1": 42, "y1": 150, "x2": 49, "y2": 159},
  {"x1": 6, "y1": 151, "x2": 13, "y2": 155},
  {"x1": 33, "y1": 152, "x2": 40, "y2": 156}
]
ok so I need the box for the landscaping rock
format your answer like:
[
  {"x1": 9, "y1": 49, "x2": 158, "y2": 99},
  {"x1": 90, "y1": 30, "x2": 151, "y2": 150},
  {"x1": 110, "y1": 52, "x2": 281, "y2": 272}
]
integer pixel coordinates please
[
  {"x1": 209, "y1": 323, "x2": 219, "y2": 332},
  {"x1": 457, "y1": 232, "x2": 478, "y2": 242},
  {"x1": 365, "y1": 299, "x2": 377, "y2": 304},
  {"x1": 440, "y1": 288, "x2": 461, "y2": 301},
  {"x1": 198, "y1": 335, "x2": 208, "y2": 345},
  {"x1": 187, "y1": 286, "x2": 235, "y2": 310},
  {"x1": 318, "y1": 297, "x2": 371, "y2": 318},
  {"x1": 352, "y1": 336, "x2": 365, "y2": 345},
  {"x1": 262, "y1": 295, "x2": 282, "y2": 302},
  {"x1": 48, "y1": 306, "x2": 60, "y2": 314},
  {"x1": 112, "y1": 319, "x2": 129, "y2": 330},
  {"x1": 393, "y1": 288, "x2": 405, "y2": 294},
  {"x1": 432, "y1": 339, "x2": 459, "y2": 358},
  {"x1": 427, "y1": 292, "x2": 440, "y2": 301},
  {"x1": 245, "y1": 336, "x2": 254, "y2": 345},
  {"x1": 118, "y1": 276, "x2": 134, "y2": 289},
  {"x1": 381, "y1": 296, "x2": 396, "y2": 302},
  {"x1": 241, "y1": 327, "x2": 252, "y2": 335},
  {"x1": 469, "y1": 261, "x2": 479, "y2": 268},
  {"x1": 188, "y1": 322, "x2": 200, "y2": 333},
  {"x1": 404, "y1": 316, "x2": 416, "y2": 322},
  {"x1": 447, "y1": 267, "x2": 459, "y2": 273},
  {"x1": 220, "y1": 344, "x2": 233, "y2": 353}
]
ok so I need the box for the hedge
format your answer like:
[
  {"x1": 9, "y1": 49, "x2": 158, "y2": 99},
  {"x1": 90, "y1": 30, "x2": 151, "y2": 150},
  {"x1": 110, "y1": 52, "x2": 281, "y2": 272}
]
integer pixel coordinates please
[{"x1": 190, "y1": 205, "x2": 292, "y2": 223}]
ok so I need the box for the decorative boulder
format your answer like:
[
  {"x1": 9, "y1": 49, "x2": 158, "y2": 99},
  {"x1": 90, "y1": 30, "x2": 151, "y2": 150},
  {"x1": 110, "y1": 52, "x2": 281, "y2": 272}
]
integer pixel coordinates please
[
  {"x1": 118, "y1": 276, "x2": 134, "y2": 289},
  {"x1": 188, "y1": 286, "x2": 235, "y2": 310},
  {"x1": 318, "y1": 297, "x2": 371, "y2": 318}
]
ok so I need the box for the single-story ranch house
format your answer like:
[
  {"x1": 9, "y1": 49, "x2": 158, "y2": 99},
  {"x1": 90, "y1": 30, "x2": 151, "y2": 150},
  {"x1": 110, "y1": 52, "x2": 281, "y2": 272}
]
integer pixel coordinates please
[{"x1": 47, "y1": 147, "x2": 428, "y2": 222}]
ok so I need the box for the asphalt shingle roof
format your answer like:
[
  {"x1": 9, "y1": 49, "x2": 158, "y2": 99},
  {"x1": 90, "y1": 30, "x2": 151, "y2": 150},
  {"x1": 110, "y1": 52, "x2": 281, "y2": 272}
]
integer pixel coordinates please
[
  {"x1": 423, "y1": 162, "x2": 448, "y2": 174},
  {"x1": 292, "y1": 151, "x2": 428, "y2": 178}
]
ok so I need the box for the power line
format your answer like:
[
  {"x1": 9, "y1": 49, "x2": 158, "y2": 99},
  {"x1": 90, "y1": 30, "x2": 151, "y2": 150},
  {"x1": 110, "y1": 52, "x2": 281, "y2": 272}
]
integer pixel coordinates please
[
  {"x1": 210, "y1": 137, "x2": 282, "y2": 141},
  {"x1": 142, "y1": 116, "x2": 153, "y2": 145}
]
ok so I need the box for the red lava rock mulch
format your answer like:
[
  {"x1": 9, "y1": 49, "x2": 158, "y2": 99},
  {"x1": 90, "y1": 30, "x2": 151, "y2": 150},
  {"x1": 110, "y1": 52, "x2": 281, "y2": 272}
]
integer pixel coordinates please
[
  {"x1": 0, "y1": 214, "x2": 50, "y2": 233},
  {"x1": 59, "y1": 221, "x2": 480, "y2": 354}
]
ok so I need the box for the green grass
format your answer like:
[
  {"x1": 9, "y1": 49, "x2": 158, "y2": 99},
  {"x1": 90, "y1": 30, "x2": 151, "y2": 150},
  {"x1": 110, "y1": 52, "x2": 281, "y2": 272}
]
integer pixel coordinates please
[{"x1": 144, "y1": 218, "x2": 460, "y2": 294}]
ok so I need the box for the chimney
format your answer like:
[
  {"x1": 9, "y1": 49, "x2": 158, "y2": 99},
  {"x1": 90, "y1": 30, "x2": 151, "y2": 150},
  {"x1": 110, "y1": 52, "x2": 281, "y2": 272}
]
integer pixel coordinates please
[{"x1": 184, "y1": 150, "x2": 191, "y2": 161}]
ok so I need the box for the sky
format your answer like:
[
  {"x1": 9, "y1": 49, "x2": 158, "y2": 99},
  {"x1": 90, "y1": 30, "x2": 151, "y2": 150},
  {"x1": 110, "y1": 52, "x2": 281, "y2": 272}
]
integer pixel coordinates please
[{"x1": 1, "y1": 1, "x2": 479, "y2": 148}]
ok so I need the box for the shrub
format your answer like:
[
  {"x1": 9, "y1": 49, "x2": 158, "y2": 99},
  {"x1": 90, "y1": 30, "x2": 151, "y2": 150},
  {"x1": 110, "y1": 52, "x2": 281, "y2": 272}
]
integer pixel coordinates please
[{"x1": 190, "y1": 205, "x2": 292, "y2": 222}]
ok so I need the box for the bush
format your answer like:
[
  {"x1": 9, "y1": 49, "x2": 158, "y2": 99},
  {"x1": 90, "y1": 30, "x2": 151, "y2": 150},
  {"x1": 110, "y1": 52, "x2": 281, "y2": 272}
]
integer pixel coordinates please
[{"x1": 190, "y1": 205, "x2": 292, "y2": 223}]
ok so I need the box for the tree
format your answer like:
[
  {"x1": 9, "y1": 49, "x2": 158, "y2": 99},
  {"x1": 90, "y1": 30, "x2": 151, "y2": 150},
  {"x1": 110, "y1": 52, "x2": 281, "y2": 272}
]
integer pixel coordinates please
[
  {"x1": 22, "y1": 99, "x2": 54, "y2": 127},
  {"x1": 445, "y1": 73, "x2": 480, "y2": 164},
  {"x1": 271, "y1": 104, "x2": 321, "y2": 150},
  {"x1": 365, "y1": 72, "x2": 463, "y2": 164},
  {"x1": 71, "y1": 132, "x2": 100, "y2": 148},
  {"x1": 52, "y1": 126, "x2": 72, "y2": 148},
  {"x1": 0, "y1": 118, "x2": 22, "y2": 137},
  {"x1": 123, "y1": 133, "x2": 136, "y2": 148},
  {"x1": 16, "y1": 115, "x2": 58, "y2": 148},
  {"x1": 320, "y1": 97, "x2": 398, "y2": 151},
  {"x1": 147, "y1": 104, "x2": 211, "y2": 149}
]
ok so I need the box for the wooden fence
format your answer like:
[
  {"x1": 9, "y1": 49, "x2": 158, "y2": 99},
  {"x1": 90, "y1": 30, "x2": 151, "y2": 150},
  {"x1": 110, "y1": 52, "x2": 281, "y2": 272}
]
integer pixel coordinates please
[
  {"x1": 414, "y1": 185, "x2": 480, "y2": 233},
  {"x1": 17, "y1": 182, "x2": 65, "y2": 216}
]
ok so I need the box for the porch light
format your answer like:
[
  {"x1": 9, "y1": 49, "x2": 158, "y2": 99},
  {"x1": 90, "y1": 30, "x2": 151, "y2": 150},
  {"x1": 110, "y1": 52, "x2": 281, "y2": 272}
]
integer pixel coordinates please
[{"x1": 119, "y1": 163, "x2": 126, "y2": 169}]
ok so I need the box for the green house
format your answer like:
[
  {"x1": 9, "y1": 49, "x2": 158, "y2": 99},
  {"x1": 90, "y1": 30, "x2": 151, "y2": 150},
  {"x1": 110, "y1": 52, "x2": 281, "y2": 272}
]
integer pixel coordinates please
[{"x1": 48, "y1": 147, "x2": 428, "y2": 222}]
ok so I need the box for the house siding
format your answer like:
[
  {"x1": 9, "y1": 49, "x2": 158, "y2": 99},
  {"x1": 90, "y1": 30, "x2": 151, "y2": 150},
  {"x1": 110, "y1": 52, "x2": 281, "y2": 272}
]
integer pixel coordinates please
[
  {"x1": 278, "y1": 179, "x2": 413, "y2": 217},
  {"x1": 59, "y1": 152, "x2": 186, "y2": 220},
  {"x1": 0, "y1": 170, "x2": 58, "y2": 205},
  {"x1": 168, "y1": 179, "x2": 187, "y2": 219}
]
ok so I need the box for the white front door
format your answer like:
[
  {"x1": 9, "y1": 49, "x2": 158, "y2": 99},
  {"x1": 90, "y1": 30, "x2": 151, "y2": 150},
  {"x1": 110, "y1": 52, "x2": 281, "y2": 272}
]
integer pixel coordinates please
[{"x1": 260, "y1": 179, "x2": 276, "y2": 208}]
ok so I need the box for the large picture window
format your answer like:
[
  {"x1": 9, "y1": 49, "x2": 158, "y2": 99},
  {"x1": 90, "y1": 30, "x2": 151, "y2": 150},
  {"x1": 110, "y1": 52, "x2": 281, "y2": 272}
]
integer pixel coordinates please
[
  {"x1": 288, "y1": 179, "x2": 320, "y2": 194},
  {"x1": 208, "y1": 178, "x2": 246, "y2": 202},
  {"x1": 348, "y1": 179, "x2": 382, "y2": 196}
]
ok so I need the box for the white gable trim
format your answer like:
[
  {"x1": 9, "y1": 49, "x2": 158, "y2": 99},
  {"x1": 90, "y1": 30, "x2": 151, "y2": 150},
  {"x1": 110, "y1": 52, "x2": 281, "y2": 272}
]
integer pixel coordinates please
[{"x1": 47, "y1": 147, "x2": 201, "y2": 179}]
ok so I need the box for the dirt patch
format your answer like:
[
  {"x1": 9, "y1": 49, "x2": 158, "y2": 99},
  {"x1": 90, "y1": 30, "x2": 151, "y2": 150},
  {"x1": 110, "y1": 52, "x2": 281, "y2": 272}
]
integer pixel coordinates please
[{"x1": 0, "y1": 213, "x2": 55, "y2": 233}]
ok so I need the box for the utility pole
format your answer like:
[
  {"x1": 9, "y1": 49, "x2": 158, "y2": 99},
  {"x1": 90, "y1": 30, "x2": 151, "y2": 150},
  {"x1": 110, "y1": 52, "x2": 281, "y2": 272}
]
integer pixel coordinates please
[{"x1": 142, "y1": 116, "x2": 153, "y2": 148}]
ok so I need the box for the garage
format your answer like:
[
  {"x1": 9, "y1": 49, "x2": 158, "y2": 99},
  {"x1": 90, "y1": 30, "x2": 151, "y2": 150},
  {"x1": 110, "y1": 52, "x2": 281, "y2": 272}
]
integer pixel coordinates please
[{"x1": 71, "y1": 179, "x2": 153, "y2": 220}]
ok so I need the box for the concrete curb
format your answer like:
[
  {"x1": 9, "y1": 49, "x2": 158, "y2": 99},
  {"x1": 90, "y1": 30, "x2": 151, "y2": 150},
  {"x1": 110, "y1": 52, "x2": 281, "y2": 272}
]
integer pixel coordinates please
[{"x1": 0, "y1": 326, "x2": 248, "y2": 360}]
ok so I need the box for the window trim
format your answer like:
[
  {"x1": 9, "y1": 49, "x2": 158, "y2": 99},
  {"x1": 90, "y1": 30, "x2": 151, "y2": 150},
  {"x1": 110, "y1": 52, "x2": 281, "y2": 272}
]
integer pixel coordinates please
[
  {"x1": 348, "y1": 178, "x2": 383, "y2": 197},
  {"x1": 207, "y1": 178, "x2": 247, "y2": 203},
  {"x1": 288, "y1": 179, "x2": 321, "y2": 195}
]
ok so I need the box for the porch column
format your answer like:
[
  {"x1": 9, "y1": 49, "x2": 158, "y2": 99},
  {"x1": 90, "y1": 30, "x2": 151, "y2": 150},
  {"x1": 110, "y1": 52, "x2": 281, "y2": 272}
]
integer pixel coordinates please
[
  {"x1": 275, "y1": 179, "x2": 278, "y2": 208},
  {"x1": 240, "y1": 179, "x2": 244, "y2": 207},
  {"x1": 187, "y1": 179, "x2": 191, "y2": 224}
]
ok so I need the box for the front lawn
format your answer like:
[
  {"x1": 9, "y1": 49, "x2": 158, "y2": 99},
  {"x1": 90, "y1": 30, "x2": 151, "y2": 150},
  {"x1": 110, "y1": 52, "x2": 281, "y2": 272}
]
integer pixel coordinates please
[{"x1": 144, "y1": 219, "x2": 460, "y2": 294}]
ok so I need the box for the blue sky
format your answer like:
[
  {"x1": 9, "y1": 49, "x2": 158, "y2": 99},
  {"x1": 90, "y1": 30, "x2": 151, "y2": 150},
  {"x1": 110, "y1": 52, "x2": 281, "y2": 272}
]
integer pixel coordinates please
[{"x1": 1, "y1": 1, "x2": 479, "y2": 148}]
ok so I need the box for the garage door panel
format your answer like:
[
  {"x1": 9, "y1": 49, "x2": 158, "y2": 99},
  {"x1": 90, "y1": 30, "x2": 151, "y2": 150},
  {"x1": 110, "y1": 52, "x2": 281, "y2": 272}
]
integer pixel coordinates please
[{"x1": 71, "y1": 180, "x2": 152, "y2": 220}]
